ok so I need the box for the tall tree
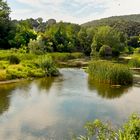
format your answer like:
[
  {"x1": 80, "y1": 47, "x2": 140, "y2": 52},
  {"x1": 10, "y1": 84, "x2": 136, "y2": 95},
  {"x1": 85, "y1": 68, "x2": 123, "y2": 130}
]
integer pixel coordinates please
[{"x1": 0, "y1": 0, "x2": 11, "y2": 48}]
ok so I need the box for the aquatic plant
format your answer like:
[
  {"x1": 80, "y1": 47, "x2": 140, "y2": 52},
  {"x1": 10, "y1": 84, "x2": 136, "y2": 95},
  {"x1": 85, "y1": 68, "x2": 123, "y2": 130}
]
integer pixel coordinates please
[{"x1": 88, "y1": 61, "x2": 133, "y2": 85}]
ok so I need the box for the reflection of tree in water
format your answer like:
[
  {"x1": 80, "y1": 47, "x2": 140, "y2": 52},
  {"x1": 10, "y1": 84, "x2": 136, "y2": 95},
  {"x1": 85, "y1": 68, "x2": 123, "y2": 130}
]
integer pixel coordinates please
[
  {"x1": 35, "y1": 77, "x2": 55, "y2": 92},
  {"x1": 88, "y1": 77, "x2": 132, "y2": 99},
  {"x1": 0, "y1": 84, "x2": 17, "y2": 115},
  {"x1": 0, "y1": 81, "x2": 31, "y2": 115}
]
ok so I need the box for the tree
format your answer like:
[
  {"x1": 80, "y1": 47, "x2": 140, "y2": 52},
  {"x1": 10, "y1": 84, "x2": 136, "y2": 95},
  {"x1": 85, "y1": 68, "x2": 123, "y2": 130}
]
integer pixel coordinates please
[
  {"x1": 127, "y1": 36, "x2": 140, "y2": 48},
  {"x1": 91, "y1": 26, "x2": 126, "y2": 57},
  {"x1": 11, "y1": 21, "x2": 37, "y2": 48},
  {"x1": 78, "y1": 28, "x2": 93, "y2": 56},
  {"x1": 0, "y1": 0, "x2": 11, "y2": 48}
]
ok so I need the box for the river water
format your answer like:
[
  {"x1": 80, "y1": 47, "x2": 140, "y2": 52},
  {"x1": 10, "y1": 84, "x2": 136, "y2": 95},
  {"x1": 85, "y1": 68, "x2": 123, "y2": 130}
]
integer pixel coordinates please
[{"x1": 0, "y1": 68, "x2": 140, "y2": 140}]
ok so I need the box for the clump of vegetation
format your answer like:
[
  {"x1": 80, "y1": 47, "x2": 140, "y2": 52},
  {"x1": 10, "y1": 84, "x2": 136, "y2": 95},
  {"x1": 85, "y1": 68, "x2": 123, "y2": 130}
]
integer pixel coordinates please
[
  {"x1": 88, "y1": 61, "x2": 133, "y2": 85},
  {"x1": 50, "y1": 53, "x2": 84, "y2": 62},
  {"x1": 8, "y1": 55, "x2": 20, "y2": 64},
  {"x1": 28, "y1": 37, "x2": 45, "y2": 54},
  {"x1": 0, "y1": 70, "x2": 7, "y2": 81},
  {"x1": 129, "y1": 57, "x2": 140, "y2": 68},
  {"x1": 99, "y1": 45, "x2": 112, "y2": 58},
  {"x1": 40, "y1": 55, "x2": 59, "y2": 76},
  {"x1": 75, "y1": 114, "x2": 140, "y2": 140}
]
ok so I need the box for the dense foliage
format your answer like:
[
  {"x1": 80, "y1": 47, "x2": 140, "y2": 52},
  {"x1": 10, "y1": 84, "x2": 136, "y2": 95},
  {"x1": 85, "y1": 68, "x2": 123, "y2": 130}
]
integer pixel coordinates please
[{"x1": 1, "y1": 0, "x2": 140, "y2": 57}]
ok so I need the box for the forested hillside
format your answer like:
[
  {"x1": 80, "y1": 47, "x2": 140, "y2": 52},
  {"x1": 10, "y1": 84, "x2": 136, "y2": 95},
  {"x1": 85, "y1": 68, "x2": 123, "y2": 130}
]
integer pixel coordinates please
[
  {"x1": 82, "y1": 14, "x2": 140, "y2": 37},
  {"x1": 82, "y1": 14, "x2": 140, "y2": 27},
  {"x1": 1, "y1": 0, "x2": 140, "y2": 57}
]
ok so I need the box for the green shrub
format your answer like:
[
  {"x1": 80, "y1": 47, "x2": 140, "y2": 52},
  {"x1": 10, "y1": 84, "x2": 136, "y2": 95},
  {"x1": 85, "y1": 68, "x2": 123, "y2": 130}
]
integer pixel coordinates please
[
  {"x1": 8, "y1": 55, "x2": 20, "y2": 64},
  {"x1": 0, "y1": 61, "x2": 9, "y2": 69},
  {"x1": 88, "y1": 61, "x2": 133, "y2": 85},
  {"x1": 76, "y1": 114, "x2": 140, "y2": 140},
  {"x1": 40, "y1": 55, "x2": 59, "y2": 76},
  {"x1": 99, "y1": 45, "x2": 112, "y2": 57},
  {"x1": 6, "y1": 65, "x2": 28, "y2": 79},
  {"x1": 28, "y1": 68, "x2": 45, "y2": 77},
  {"x1": 28, "y1": 38, "x2": 45, "y2": 54},
  {"x1": 0, "y1": 70, "x2": 7, "y2": 81}
]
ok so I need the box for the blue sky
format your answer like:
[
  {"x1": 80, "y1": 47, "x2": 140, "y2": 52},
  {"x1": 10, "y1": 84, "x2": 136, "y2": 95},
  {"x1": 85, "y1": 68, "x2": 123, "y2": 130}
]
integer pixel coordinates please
[{"x1": 7, "y1": 0, "x2": 140, "y2": 24}]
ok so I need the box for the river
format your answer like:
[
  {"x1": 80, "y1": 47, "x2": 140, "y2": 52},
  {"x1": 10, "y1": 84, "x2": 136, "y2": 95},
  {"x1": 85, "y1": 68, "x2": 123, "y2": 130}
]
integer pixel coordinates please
[{"x1": 0, "y1": 68, "x2": 140, "y2": 140}]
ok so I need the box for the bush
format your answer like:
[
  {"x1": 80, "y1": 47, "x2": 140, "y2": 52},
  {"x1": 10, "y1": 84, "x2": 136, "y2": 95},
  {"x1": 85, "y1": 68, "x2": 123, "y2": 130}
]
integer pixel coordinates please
[
  {"x1": 40, "y1": 55, "x2": 59, "y2": 76},
  {"x1": 6, "y1": 65, "x2": 28, "y2": 79},
  {"x1": 88, "y1": 61, "x2": 133, "y2": 85},
  {"x1": 28, "y1": 38, "x2": 45, "y2": 54},
  {"x1": 8, "y1": 55, "x2": 20, "y2": 64},
  {"x1": 76, "y1": 114, "x2": 140, "y2": 140},
  {"x1": 0, "y1": 70, "x2": 7, "y2": 81},
  {"x1": 0, "y1": 61, "x2": 9, "y2": 69},
  {"x1": 99, "y1": 45, "x2": 112, "y2": 58},
  {"x1": 28, "y1": 68, "x2": 45, "y2": 77}
]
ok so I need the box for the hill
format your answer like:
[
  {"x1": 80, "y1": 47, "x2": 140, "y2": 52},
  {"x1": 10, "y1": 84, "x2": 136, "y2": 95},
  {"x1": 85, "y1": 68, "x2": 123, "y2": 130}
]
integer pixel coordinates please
[
  {"x1": 82, "y1": 14, "x2": 140, "y2": 37},
  {"x1": 82, "y1": 14, "x2": 140, "y2": 27}
]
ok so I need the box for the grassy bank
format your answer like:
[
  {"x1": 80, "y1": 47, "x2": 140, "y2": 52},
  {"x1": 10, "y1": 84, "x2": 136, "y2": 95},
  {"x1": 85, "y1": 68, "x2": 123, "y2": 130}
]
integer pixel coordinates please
[
  {"x1": 88, "y1": 61, "x2": 133, "y2": 85},
  {"x1": 0, "y1": 50, "x2": 85, "y2": 81},
  {"x1": 0, "y1": 50, "x2": 60, "y2": 81}
]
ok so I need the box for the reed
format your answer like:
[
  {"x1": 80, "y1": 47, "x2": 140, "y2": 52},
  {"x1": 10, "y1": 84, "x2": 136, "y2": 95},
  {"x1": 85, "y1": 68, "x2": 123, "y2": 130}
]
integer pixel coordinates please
[{"x1": 88, "y1": 61, "x2": 133, "y2": 85}]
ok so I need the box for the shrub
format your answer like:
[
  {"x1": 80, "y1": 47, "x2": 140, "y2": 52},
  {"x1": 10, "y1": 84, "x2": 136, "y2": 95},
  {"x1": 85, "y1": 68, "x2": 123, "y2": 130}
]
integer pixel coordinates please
[
  {"x1": 8, "y1": 55, "x2": 20, "y2": 64},
  {"x1": 28, "y1": 68, "x2": 45, "y2": 77},
  {"x1": 0, "y1": 61, "x2": 9, "y2": 69},
  {"x1": 76, "y1": 114, "x2": 140, "y2": 140},
  {"x1": 88, "y1": 61, "x2": 133, "y2": 85},
  {"x1": 28, "y1": 38, "x2": 45, "y2": 54},
  {"x1": 99, "y1": 45, "x2": 112, "y2": 58},
  {"x1": 40, "y1": 55, "x2": 59, "y2": 76},
  {"x1": 0, "y1": 70, "x2": 7, "y2": 81},
  {"x1": 6, "y1": 65, "x2": 28, "y2": 79}
]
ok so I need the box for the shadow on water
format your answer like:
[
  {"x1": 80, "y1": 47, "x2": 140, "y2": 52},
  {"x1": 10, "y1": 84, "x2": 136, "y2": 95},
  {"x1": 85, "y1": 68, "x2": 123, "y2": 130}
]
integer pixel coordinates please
[{"x1": 88, "y1": 77, "x2": 132, "y2": 99}]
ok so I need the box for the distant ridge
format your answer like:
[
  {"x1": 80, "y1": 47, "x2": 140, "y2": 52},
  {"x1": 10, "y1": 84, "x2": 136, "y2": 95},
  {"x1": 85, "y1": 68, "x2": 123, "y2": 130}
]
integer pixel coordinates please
[{"x1": 82, "y1": 14, "x2": 140, "y2": 27}]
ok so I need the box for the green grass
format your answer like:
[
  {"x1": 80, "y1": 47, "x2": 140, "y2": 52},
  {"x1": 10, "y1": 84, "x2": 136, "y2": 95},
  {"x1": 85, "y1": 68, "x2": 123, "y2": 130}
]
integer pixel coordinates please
[
  {"x1": 0, "y1": 50, "x2": 84, "y2": 81},
  {"x1": 0, "y1": 50, "x2": 60, "y2": 81},
  {"x1": 50, "y1": 52, "x2": 84, "y2": 62},
  {"x1": 88, "y1": 61, "x2": 133, "y2": 85}
]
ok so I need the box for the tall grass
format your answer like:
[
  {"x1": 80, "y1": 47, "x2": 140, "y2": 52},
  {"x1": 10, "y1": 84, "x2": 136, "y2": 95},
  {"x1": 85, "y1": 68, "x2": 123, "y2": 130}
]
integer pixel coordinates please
[{"x1": 88, "y1": 61, "x2": 133, "y2": 85}]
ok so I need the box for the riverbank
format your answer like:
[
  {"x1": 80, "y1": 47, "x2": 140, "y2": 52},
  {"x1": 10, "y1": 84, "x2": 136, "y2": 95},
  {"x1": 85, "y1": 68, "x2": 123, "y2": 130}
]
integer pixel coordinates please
[{"x1": 0, "y1": 79, "x2": 26, "y2": 85}]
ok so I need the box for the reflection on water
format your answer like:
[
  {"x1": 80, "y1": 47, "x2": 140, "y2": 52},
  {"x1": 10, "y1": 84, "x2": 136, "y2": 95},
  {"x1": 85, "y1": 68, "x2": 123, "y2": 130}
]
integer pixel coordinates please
[
  {"x1": 88, "y1": 78, "x2": 132, "y2": 99},
  {"x1": 0, "y1": 81, "x2": 31, "y2": 115},
  {"x1": 0, "y1": 68, "x2": 139, "y2": 140}
]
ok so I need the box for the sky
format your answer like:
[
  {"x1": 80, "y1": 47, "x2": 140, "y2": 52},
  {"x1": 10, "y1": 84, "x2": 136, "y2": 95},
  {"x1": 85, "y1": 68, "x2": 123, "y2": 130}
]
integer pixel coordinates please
[{"x1": 7, "y1": 0, "x2": 140, "y2": 24}]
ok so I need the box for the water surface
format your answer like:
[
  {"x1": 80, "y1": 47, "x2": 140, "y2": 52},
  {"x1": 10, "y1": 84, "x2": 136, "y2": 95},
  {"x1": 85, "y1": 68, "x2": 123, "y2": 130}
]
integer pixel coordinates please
[{"x1": 0, "y1": 68, "x2": 140, "y2": 140}]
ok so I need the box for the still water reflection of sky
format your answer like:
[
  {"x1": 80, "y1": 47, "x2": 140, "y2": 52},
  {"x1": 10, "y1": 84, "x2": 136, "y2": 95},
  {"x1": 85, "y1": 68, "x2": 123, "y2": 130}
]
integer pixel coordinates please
[{"x1": 0, "y1": 68, "x2": 140, "y2": 140}]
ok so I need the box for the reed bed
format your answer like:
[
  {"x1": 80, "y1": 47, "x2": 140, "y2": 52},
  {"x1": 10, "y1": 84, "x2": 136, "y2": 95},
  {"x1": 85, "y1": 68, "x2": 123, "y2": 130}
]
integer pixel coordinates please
[{"x1": 88, "y1": 61, "x2": 133, "y2": 85}]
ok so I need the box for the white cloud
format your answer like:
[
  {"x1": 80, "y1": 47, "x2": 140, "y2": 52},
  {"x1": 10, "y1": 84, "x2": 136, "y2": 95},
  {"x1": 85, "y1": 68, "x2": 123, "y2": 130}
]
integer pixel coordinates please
[{"x1": 7, "y1": 0, "x2": 140, "y2": 24}]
